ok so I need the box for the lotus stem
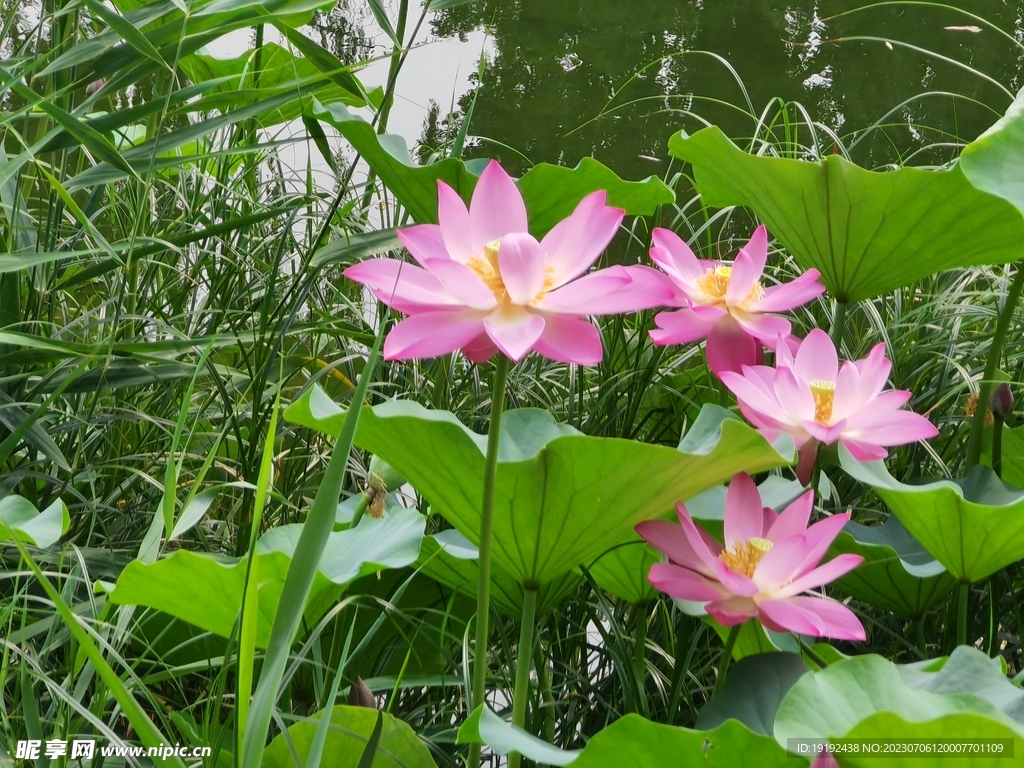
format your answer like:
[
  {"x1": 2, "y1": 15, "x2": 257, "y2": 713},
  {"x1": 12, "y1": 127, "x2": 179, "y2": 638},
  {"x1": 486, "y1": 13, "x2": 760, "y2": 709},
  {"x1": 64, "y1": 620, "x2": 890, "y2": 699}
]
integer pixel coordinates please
[
  {"x1": 533, "y1": 644, "x2": 555, "y2": 745},
  {"x1": 467, "y1": 354, "x2": 511, "y2": 768},
  {"x1": 987, "y1": 576, "x2": 999, "y2": 657},
  {"x1": 712, "y1": 624, "x2": 743, "y2": 697},
  {"x1": 508, "y1": 586, "x2": 538, "y2": 768},
  {"x1": 957, "y1": 582, "x2": 969, "y2": 647},
  {"x1": 795, "y1": 635, "x2": 827, "y2": 669},
  {"x1": 966, "y1": 262, "x2": 1024, "y2": 469},
  {"x1": 347, "y1": 493, "x2": 372, "y2": 530},
  {"x1": 831, "y1": 299, "x2": 848, "y2": 351},
  {"x1": 993, "y1": 414, "x2": 1005, "y2": 477},
  {"x1": 634, "y1": 603, "x2": 648, "y2": 687}
]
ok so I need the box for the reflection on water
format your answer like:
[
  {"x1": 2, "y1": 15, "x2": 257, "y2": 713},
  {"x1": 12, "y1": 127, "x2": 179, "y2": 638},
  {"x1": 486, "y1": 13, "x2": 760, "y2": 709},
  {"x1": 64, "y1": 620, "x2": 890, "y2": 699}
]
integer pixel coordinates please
[
  {"x1": 4, "y1": 0, "x2": 1024, "y2": 181},
  {"x1": 425, "y1": 0, "x2": 1024, "y2": 177}
]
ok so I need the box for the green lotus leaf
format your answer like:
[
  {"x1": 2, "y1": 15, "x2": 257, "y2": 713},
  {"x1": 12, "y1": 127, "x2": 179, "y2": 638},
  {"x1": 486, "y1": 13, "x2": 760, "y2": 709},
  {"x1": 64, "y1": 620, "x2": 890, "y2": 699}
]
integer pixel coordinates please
[
  {"x1": 0, "y1": 496, "x2": 69, "y2": 548},
  {"x1": 285, "y1": 388, "x2": 793, "y2": 586},
  {"x1": 572, "y1": 716, "x2": 802, "y2": 768},
  {"x1": 457, "y1": 709, "x2": 802, "y2": 768},
  {"x1": 827, "y1": 515, "x2": 957, "y2": 617},
  {"x1": 775, "y1": 647, "x2": 1024, "y2": 747},
  {"x1": 106, "y1": 507, "x2": 424, "y2": 647},
  {"x1": 696, "y1": 652, "x2": 811, "y2": 735},
  {"x1": 840, "y1": 445, "x2": 1024, "y2": 582},
  {"x1": 901, "y1": 647, "x2": 1024, "y2": 720},
  {"x1": 457, "y1": 706, "x2": 580, "y2": 766},
  {"x1": 263, "y1": 705, "x2": 436, "y2": 768},
  {"x1": 836, "y1": 713, "x2": 1022, "y2": 767},
  {"x1": 981, "y1": 422, "x2": 1024, "y2": 488},
  {"x1": 311, "y1": 101, "x2": 674, "y2": 232},
  {"x1": 180, "y1": 43, "x2": 382, "y2": 127},
  {"x1": 418, "y1": 530, "x2": 581, "y2": 618},
  {"x1": 587, "y1": 538, "x2": 659, "y2": 605},
  {"x1": 961, "y1": 87, "x2": 1024, "y2": 216},
  {"x1": 668, "y1": 126, "x2": 1024, "y2": 301}
]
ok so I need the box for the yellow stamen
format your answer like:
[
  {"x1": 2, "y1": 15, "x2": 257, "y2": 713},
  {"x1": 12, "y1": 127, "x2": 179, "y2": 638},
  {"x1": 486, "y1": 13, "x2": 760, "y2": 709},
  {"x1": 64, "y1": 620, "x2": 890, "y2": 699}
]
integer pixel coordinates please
[
  {"x1": 809, "y1": 380, "x2": 836, "y2": 424},
  {"x1": 719, "y1": 537, "x2": 774, "y2": 578},
  {"x1": 532, "y1": 266, "x2": 556, "y2": 304},
  {"x1": 467, "y1": 239, "x2": 507, "y2": 301},
  {"x1": 696, "y1": 265, "x2": 732, "y2": 306},
  {"x1": 695, "y1": 264, "x2": 763, "y2": 309}
]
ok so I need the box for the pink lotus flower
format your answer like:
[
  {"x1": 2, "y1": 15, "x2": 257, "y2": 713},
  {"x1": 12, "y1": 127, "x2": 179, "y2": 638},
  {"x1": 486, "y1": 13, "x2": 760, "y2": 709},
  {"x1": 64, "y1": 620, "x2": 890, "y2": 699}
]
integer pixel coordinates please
[
  {"x1": 344, "y1": 161, "x2": 671, "y2": 364},
  {"x1": 647, "y1": 225, "x2": 825, "y2": 375},
  {"x1": 812, "y1": 749, "x2": 841, "y2": 768},
  {"x1": 719, "y1": 329, "x2": 939, "y2": 462},
  {"x1": 636, "y1": 473, "x2": 865, "y2": 640}
]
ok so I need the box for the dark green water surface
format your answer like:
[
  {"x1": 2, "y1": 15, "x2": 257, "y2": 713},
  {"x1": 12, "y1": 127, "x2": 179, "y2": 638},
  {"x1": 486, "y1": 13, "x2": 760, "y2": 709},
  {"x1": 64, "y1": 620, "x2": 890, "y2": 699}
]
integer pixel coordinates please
[{"x1": 418, "y1": 1, "x2": 1024, "y2": 177}]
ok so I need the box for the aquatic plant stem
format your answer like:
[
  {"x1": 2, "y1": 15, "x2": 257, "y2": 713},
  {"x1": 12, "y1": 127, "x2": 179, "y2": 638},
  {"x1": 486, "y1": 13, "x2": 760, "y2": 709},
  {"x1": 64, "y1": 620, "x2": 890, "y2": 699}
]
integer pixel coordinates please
[
  {"x1": 508, "y1": 586, "x2": 538, "y2": 768},
  {"x1": 347, "y1": 493, "x2": 372, "y2": 530},
  {"x1": 966, "y1": 263, "x2": 1024, "y2": 468},
  {"x1": 467, "y1": 354, "x2": 511, "y2": 768},
  {"x1": 534, "y1": 644, "x2": 556, "y2": 744},
  {"x1": 958, "y1": 582, "x2": 969, "y2": 647},
  {"x1": 915, "y1": 619, "x2": 927, "y2": 657},
  {"x1": 634, "y1": 604, "x2": 648, "y2": 685},
  {"x1": 795, "y1": 636, "x2": 827, "y2": 669},
  {"x1": 993, "y1": 414, "x2": 1005, "y2": 477},
  {"x1": 713, "y1": 624, "x2": 742, "y2": 697},
  {"x1": 831, "y1": 300, "x2": 848, "y2": 351}
]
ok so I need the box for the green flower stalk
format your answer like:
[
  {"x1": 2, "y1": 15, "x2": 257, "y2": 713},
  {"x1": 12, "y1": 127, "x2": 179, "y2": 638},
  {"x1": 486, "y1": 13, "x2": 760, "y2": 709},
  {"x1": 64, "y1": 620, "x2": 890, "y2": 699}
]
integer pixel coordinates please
[{"x1": 467, "y1": 354, "x2": 510, "y2": 768}]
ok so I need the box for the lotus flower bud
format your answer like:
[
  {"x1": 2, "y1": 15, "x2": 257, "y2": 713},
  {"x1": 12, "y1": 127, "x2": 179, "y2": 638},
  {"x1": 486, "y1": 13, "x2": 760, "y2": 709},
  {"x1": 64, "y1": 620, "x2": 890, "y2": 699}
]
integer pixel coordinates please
[
  {"x1": 365, "y1": 456, "x2": 404, "y2": 519},
  {"x1": 348, "y1": 675, "x2": 376, "y2": 708},
  {"x1": 85, "y1": 79, "x2": 104, "y2": 95},
  {"x1": 990, "y1": 383, "x2": 1014, "y2": 419},
  {"x1": 368, "y1": 455, "x2": 405, "y2": 492}
]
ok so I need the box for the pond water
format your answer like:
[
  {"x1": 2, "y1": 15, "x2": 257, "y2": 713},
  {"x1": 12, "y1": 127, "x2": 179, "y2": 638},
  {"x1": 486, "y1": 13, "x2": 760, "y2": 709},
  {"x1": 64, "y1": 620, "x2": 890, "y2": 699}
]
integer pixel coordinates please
[
  {"x1": 6, "y1": 0, "x2": 1024, "y2": 184},
  {"x1": 357, "y1": 0, "x2": 1024, "y2": 180}
]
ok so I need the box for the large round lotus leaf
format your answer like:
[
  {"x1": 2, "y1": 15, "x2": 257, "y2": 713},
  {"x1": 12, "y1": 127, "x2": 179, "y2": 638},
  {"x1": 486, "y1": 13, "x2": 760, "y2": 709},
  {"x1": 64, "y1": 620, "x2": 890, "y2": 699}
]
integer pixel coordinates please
[
  {"x1": 418, "y1": 530, "x2": 580, "y2": 619},
  {"x1": 775, "y1": 647, "x2": 1024, "y2": 747},
  {"x1": 286, "y1": 390, "x2": 793, "y2": 587},
  {"x1": 668, "y1": 126, "x2": 1024, "y2": 302},
  {"x1": 0, "y1": 496, "x2": 68, "y2": 547},
  {"x1": 571, "y1": 716, "x2": 802, "y2": 768},
  {"x1": 457, "y1": 707, "x2": 804, "y2": 768},
  {"x1": 840, "y1": 446, "x2": 1024, "y2": 583},
  {"x1": 827, "y1": 515, "x2": 957, "y2": 617},
  {"x1": 961, "y1": 86, "x2": 1024, "y2": 217},
  {"x1": 587, "y1": 537, "x2": 659, "y2": 605},
  {"x1": 263, "y1": 705, "x2": 436, "y2": 768},
  {"x1": 696, "y1": 651, "x2": 810, "y2": 735},
  {"x1": 310, "y1": 101, "x2": 673, "y2": 233},
  {"x1": 980, "y1": 422, "x2": 1024, "y2": 489},
  {"x1": 178, "y1": 43, "x2": 382, "y2": 127},
  {"x1": 106, "y1": 507, "x2": 424, "y2": 648},
  {"x1": 899, "y1": 647, "x2": 1024, "y2": 722},
  {"x1": 835, "y1": 713, "x2": 1022, "y2": 767}
]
